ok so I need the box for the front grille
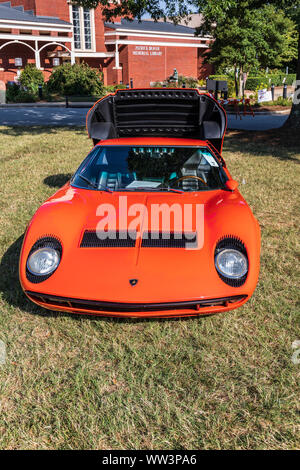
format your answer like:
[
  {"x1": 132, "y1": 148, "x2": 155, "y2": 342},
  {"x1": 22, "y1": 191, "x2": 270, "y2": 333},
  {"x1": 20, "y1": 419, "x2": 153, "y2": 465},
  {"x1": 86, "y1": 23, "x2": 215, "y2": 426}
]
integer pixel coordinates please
[
  {"x1": 80, "y1": 230, "x2": 137, "y2": 247},
  {"x1": 26, "y1": 291, "x2": 247, "y2": 313},
  {"x1": 142, "y1": 232, "x2": 197, "y2": 248}
]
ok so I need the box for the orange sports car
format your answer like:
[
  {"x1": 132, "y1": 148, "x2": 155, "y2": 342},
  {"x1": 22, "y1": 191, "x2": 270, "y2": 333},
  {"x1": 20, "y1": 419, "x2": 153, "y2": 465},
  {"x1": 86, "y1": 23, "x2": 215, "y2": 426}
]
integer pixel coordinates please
[{"x1": 19, "y1": 89, "x2": 260, "y2": 318}]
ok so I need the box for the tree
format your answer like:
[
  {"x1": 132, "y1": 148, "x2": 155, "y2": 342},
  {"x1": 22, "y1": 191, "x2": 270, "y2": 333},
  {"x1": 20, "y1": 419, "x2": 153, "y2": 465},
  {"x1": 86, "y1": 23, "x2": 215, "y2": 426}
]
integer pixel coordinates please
[
  {"x1": 205, "y1": 5, "x2": 298, "y2": 97},
  {"x1": 76, "y1": 0, "x2": 300, "y2": 130},
  {"x1": 196, "y1": 0, "x2": 300, "y2": 129}
]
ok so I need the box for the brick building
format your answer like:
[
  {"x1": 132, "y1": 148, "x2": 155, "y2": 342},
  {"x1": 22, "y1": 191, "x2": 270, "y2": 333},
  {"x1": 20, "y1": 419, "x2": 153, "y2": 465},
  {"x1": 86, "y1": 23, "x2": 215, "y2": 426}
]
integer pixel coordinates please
[{"x1": 0, "y1": 0, "x2": 212, "y2": 87}]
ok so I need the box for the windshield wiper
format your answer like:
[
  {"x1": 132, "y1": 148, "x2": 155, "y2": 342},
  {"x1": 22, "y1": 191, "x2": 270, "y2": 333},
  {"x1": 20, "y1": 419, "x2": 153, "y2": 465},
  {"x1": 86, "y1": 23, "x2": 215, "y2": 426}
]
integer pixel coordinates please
[
  {"x1": 77, "y1": 175, "x2": 113, "y2": 193},
  {"x1": 121, "y1": 187, "x2": 184, "y2": 194},
  {"x1": 164, "y1": 187, "x2": 184, "y2": 194}
]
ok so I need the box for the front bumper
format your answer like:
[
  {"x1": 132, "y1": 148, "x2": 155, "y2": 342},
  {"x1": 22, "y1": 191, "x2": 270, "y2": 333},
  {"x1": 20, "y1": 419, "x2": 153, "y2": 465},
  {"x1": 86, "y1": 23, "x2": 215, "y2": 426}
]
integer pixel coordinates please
[{"x1": 25, "y1": 291, "x2": 248, "y2": 318}]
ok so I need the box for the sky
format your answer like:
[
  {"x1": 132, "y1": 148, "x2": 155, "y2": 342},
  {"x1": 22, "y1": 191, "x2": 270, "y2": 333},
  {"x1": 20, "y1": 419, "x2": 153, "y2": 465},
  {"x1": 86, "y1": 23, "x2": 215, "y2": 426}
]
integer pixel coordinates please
[{"x1": 142, "y1": 0, "x2": 197, "y2": 19}]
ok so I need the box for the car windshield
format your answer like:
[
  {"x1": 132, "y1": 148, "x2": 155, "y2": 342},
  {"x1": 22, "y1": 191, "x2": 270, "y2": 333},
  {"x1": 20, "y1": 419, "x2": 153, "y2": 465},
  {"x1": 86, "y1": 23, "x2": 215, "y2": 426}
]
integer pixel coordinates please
[{"x1": 71, "y1": 146, "x2": 226, "y2": 192}]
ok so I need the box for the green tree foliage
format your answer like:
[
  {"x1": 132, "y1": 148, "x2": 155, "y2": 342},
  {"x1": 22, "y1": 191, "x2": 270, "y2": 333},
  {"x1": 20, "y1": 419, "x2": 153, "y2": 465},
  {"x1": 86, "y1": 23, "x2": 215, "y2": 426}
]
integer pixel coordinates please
[
  {"x1": 196, "y1": 0, "x2": 300, "y2": 126},
  {"x1": 19, "y1": 64, "x2": 44, "y2": 93},
  {"x1": 47, "y1": 62, "x2": 104, "y2": 96},
  {"x1": 74, "y1": 0, "x2": 190, "y2": 22},
  {"x1": 204, "y1": 5, "x2": 298, "y2": 96}
]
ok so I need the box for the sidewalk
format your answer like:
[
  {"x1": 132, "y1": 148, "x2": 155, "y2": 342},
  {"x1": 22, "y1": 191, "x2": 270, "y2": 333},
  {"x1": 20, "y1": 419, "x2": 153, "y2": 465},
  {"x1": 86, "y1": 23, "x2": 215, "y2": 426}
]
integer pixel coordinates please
[
  {"x1": 0, "y1": 101, "x2": 292, "y2": 114},
  {"x1": 0, "y1": 102, "x2": 66, "y2": 108}
]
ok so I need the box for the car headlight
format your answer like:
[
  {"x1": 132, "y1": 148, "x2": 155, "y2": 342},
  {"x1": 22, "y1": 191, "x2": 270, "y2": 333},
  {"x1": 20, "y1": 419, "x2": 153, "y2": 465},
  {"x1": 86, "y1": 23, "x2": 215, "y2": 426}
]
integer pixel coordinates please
[
  {"x1": 26, "y1": 237, "x2": 62, "y2": 283},
  {"x1": 27, "y1": 247, "x2": 60, "y2": 276},
  {"x1": 215, "y1": 249, "x2": 248, "y2": 279},
  {"x1": 214, "y1": 237, "x2": 248, "y2": 287}
]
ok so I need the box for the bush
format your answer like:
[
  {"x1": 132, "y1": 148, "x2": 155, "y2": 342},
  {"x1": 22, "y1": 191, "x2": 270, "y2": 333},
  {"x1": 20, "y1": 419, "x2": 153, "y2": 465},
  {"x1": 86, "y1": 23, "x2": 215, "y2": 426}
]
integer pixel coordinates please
[
  {"x1": 13, "y1": 89, "x2": 38, "y2": 103},
  {"x1": 6, "y1": 82, "x2": 38, "y2": 103},
  {"x1": 246, "y1": 74, "x2": 296, "y2": 90},
  {"x1": 209, "y1": 73, "x2": 297, "y2": 92},
  {"x1": 47, "y1": 63, "x2": 104, "y2": 96},
  {"x1": 103, "y1": 84, "x2": 127, "y2": 94},
  {"x1": 256, "y1": 97, "x2": 292, "y2": 107},
  {"x1": 19, "y1": 65, "x2": 44, "y2": 94},
  {"x1": 6, "y1": 82, "x2": 20, "y2": 102},
  {"x1": 177, "y1": 75, "x2": 198, "y2": 88},
  {"x1": 246, "y1": 77, "x2": 270, "y2": 91}
]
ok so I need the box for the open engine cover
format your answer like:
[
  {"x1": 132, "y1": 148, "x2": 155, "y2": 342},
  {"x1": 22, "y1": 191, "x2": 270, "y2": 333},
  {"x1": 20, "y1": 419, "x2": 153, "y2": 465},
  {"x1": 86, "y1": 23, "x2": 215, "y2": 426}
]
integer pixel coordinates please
[{"x1": 86, "y1": 88, "x2": 227, "y2": 153}]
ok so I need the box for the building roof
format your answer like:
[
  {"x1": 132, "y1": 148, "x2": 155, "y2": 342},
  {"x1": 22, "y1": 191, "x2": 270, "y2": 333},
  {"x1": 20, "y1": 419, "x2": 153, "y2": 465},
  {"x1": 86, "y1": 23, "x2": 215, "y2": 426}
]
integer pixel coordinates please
[
  {"x1": 105, "y1": 18, "x2": 196, "y2": 35},
  {"x1": 149, "y1": 13, "x2": 204, "y2": 30},
  {"x1": 0, "y1": 2, "x2": 71, "y2": 25}
]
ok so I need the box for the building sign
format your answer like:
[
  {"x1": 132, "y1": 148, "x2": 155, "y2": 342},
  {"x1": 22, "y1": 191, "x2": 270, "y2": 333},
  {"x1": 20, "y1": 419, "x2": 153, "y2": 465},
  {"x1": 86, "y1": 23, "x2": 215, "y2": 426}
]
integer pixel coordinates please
[{"x1": 132, "y1": 46, "x2": 162, "y2": 57}]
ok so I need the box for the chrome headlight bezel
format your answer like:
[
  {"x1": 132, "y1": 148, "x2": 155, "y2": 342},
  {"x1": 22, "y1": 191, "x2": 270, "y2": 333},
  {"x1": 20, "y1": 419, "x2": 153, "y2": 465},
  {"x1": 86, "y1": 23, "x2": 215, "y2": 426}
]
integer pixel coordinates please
[{"x1": 26, "y1": 237, "x2": 62, "y2": 284}]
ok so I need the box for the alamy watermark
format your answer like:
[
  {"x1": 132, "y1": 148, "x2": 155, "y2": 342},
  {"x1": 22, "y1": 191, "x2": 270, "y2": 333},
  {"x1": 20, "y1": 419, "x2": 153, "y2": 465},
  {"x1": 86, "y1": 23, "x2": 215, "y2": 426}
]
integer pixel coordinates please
[
  {"x1": 292, "y1": 81, "x2": 300, "y2": 105},
  {"x1": 0, "y1": 340, "x2": 6, "y2": 365},
  {"x1": 291, "y1": 340, "x2": 300, "y2": 365},
  {"x1": 95, "y1": 196, "x2": 204, "y2": 250}
]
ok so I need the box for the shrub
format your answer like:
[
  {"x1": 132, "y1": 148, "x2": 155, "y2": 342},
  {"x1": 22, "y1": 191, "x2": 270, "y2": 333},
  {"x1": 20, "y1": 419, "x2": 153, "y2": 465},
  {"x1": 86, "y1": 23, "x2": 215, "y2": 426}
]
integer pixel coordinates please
[
  {"x1": 103, "y1": 84, "x2": 127, "y2": 94},
  {"x1": 13, "y1": 89, "x2": 38, "y2": 103},
  {"x1": 6, "y1": 82, "x2": 38, "y2": 103},
  {"x1": 19, "y1": 65, "x2": 44, "y2": 93},
  {"x1": 47, "y1": 63, "x2": 104, "y2": 96},
  {"x1": 246, "y1": 74, "x2": 296, "y2": 90},
  {"x1": 177, "y1": 75, "x2": 198, "y2": 88},
  {"x1": 6, "y1": 82, "x2": 20, "y2": 102},
  {"x1": 209, "y1": 73, "x2": 297, "y2": 92}
]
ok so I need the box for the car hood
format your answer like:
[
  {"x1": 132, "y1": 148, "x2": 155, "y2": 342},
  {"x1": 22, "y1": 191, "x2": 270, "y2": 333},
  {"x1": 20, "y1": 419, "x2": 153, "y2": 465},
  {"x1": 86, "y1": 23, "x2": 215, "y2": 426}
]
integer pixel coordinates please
[{"x1": 20, "y1": 184, "x2": 260, "y2": 303}]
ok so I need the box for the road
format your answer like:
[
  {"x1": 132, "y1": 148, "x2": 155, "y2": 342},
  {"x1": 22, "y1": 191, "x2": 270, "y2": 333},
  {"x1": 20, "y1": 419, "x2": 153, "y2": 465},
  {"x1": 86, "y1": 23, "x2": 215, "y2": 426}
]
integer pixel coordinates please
[{"x1": 0, "y1": 106, "x2": 289, "y2": 130}]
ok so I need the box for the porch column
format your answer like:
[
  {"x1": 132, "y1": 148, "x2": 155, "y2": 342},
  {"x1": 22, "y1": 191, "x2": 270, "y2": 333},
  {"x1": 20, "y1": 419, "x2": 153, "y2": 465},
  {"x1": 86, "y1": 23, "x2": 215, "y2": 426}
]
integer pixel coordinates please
[
  {"x1": 115, "y1": 41, "x2": 119, "y2": 68},
  {"x1": 35, "y1": 40, "x2": 41, "y2": 69}
]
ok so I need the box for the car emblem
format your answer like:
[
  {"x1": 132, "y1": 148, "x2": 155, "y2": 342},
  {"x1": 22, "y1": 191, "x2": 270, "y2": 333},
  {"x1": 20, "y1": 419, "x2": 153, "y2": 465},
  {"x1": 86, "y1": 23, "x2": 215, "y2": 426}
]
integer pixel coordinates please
[{"x1": 129, "y1": 279, "x2": 138, "y2": 286}]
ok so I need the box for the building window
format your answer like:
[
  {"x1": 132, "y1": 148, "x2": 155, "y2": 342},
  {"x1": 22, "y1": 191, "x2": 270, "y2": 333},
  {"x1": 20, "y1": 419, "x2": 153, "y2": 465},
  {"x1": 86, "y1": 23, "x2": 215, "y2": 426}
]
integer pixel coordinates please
[
  {"x1": 83, "y1": 8, "x2": 92, "y2": 50},
  {"x1": 71, "y1": 5, "x2": 94, "y2": 51},
  {"x1": 72, "y1": 6, "x2": 81, "y2": 49}
]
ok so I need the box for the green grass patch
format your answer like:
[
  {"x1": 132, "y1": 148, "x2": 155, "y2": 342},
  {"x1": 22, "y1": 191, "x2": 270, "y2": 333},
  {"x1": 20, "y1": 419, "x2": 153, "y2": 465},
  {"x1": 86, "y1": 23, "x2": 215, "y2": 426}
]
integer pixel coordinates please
[{"x1": 0, "y1": 126, "x2": 299, "y2": 450}]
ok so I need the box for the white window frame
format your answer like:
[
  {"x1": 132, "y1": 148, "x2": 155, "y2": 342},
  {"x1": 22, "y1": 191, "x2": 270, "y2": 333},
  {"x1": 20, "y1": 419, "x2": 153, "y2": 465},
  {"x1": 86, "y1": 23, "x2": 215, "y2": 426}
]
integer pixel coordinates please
[{"x1": 69, "y1": 4, "x2": 96, "y2": 52}]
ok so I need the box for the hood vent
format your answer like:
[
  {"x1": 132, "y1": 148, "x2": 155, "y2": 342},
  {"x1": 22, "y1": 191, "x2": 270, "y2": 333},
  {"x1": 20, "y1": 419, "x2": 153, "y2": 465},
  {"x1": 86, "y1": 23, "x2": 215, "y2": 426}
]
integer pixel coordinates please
[
  {"x1": 142, "y1": 232, "x2": 197, "y2": 248},
  {"x1": 80, "y1": 230, "x2": 197, "y2": 248},
  {"x1": 80, "y1": 230, "x2": 137, "y2": 247}
]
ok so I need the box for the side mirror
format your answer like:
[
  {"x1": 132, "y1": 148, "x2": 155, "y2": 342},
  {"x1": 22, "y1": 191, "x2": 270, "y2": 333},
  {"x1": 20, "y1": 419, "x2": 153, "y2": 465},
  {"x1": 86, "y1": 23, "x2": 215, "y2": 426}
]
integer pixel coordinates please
[{"x1": 225, "y1": 179, "x2": 239, "y2": 191}]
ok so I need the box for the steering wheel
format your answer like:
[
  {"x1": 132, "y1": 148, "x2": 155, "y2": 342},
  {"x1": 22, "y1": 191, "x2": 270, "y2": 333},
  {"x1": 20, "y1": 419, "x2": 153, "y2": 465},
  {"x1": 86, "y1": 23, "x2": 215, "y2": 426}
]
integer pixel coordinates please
[{"x1": 174, "y1": 175, "x2": 208, "y2": 187}]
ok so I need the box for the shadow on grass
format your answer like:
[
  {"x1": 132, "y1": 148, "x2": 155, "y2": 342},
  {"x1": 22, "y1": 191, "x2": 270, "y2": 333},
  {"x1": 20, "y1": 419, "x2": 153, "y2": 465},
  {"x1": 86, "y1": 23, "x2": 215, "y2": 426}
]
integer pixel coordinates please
[
  {"x1": 44, "y1": 174, "x2": 72, "y2": 188},
  {"x1": 0, "y1": 235, "x2": 207, "y2": 324},
  {"x1": 225, "y1": 129, "x2": 300, "y2": 164},
  {"x1": 0, "y1": 126, "x2": 86, "y2": 137}
]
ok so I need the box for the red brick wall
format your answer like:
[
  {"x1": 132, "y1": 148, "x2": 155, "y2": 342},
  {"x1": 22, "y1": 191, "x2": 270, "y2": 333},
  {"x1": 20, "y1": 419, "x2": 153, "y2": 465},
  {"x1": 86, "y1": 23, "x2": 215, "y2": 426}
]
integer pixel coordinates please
[
  {"x1": 0, "y1": 0, "x2": 70, "y2": 20},
  {"x1": 94, "y1": 8, "x2": 109, "y2": 52},
  {"x1": 35, "y1": 0, "x2": 70, "y2": 22},
  {"x1": 198, "y1": 48, "x2": 214, "y2": 79},
  {"x1": 0, "y1": 0, "x2": 36, "y2": 12},
  {"x1": 126, "y1": 42, "x2": 199, "y2": 88}
]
